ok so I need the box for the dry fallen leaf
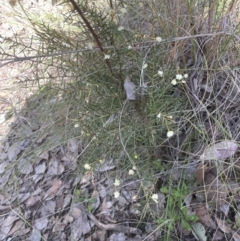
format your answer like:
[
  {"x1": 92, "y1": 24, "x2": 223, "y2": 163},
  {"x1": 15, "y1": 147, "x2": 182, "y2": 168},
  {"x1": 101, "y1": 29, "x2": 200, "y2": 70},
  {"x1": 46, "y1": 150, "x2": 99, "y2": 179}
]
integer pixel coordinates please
[
  {"x1": 52, "y1": 221, "x2": 66, "y2": 232},
  {"x1": 212, "y1": 230, "x2": 225, "y2": 240},
  {"x1": 200, "y1": 140, "x2": 238, "y2": 161},
  {"x1": 7, "y1": 220, "x2": 24, "y2": 236},
  {"x1": 92, "y1": 230, "x2": 107, "y2": 241},
  {"x1": 194, "y1": 204, "x2": 216, "y2": 229},
  {"x1": 35, "y1": 162, "x2": 46, "y2": 174},
  {"x1": 0, "y1": 169, "x2": 11, "y2": 188},
  {"x1": 17, "y1": 158, "x2": 33, "y2": 175},
  {"x1": 67, "y1": 138, "x2": 79, "y2": 156},
  {"x1": 70, "y1": 204, "x2": 92, "y2": 239},
  {"x1": 9, "y1": 225, "x2": 30, "y2": 239},
  {"x1": 213, "y1": 216, "x2": 240, "y2": 241},
  {"x1": 124, "y1": 76, "x2": 136, "y2": 100},
  {"x1": 109, "y1": 232, "x2": 126, "y2": 241},
  {"x1": 46, "y1": 158, "x2": 64, "y2": 176},
  {"x1": 18, "y1": 192, "x2": 31, "y2": 203},
  {"x1": 25, "y1": 196, "x2": 40, "y2": 207},
  {"x1": 40, "y1": 200, "x2": 56, "y2": 217},
  {"x1": 39, "y1": 151, "x2": 49, "y2": 160},
  {"x1": 63, "y1": 194, "x2": 72, "y2": 209},
  {"x1": 0, "y1": 162, "x2": 7, "y2": 174},
  {"x1": 220, "y1": 203, "x2": 230, "y2": 216},
  {"x1": 214, "y1": 216, "x2": 232, "y2": 233},
  {"x1": 1, "y1": 212, "x2": 19, "y2": 236},
  {"x1": 29, "y1": 228, "x2": 41, "y2": 241},
  {"x1": 89, "y1": 190, "x2": 100, "y2": 212},
  {"x1": 204, "y1": 172, "x2": 227, "y2": 205},
  {"x1": 34, "y1": 217, "x2": 49, "y2": 230},
  {"x1": 98, "y1": 183, "x2": 107, "y2": 199},
  {"x1": 196, "y1": 162, "x2": 208, "y2": 184},
  {"x1": 7, "y1": 142, "x2": 22, "y2": 161},
  {"x1": 44, "y1": 179, "x2": 62, "y2": 200}
]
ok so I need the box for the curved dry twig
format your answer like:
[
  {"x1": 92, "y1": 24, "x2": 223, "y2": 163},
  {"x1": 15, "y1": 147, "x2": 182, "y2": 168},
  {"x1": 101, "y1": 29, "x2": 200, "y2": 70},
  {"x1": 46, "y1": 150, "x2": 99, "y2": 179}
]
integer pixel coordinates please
[{"x1": 87, "y1": 211, "x2": 142, "y2": 235}]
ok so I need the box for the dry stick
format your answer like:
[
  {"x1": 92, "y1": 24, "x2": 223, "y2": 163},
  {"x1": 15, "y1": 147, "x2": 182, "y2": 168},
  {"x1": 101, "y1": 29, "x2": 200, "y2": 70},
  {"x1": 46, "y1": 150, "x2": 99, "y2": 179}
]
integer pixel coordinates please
[
  {"x1": 68, "y1": 0, "x2": 113, "y2": 75},
  {"x1": 109, "y1": 0, "x2": 113, "y2": 9},
  {"x1": 1, "y1": 32, "x2": 233, "y2": 70},
  {"x1": 87, "y1": 211, "x2": 141, "y2": 235}
]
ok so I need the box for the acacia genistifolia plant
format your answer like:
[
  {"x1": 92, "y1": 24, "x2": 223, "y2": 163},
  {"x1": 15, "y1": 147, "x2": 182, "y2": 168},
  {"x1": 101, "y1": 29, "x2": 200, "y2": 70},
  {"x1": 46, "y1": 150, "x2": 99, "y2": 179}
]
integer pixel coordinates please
[{"x1": 1, "y1": 0, "x2": 240, "y2": 240}]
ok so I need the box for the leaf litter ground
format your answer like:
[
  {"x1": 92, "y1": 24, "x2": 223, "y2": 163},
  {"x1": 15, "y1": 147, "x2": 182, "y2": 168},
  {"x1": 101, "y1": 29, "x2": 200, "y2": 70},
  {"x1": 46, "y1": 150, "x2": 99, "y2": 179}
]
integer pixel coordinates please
[{"x1": 1, "y1": 81, "x2": 240, "y2": 241}]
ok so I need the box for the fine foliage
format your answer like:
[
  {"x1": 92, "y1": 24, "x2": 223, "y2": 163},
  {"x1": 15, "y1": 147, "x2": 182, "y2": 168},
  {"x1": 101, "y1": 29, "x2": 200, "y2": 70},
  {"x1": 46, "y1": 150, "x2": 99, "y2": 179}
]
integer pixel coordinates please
[{"x1": 0, "y1": 0, "x2": 240, "y2": 240}]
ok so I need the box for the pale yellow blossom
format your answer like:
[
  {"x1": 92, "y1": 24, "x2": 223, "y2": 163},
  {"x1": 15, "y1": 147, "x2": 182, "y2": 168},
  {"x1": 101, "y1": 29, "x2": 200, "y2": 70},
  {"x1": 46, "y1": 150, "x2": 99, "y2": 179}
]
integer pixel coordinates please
[
  {"x1": 114, "y1": 191, "x2": 120, "y2": 198},
  {"x1": 176, "y1": 74, "x2": 183, "y2": 80},
  {"x1": 167, "y1": 131, "x2": 174, "y2": 138},
  {"x1": 132, "y1": 195, "x2": 137, "y2": 201},
  {"x1": 171, "y1": 79, "x2": 177, "y2": 85},
  {"x1": 151, "y1": 194, "x2": 158, "y2": 203},
  {"x1": 114, "y1": 179, "x2": 121, "y2": 187},
  {"x1": 84, "y1": 163, "x2": 91, "y2": 170},
  {"x1": 143, "y1": 63, "x2": 148, "y2": 69},
  {"x1": 158, "y1": 70, "x2": 163, "y2": 77},
  {"x1": 104, "y1": 54, "x2": 111, "y2": 59},
  {"x1": 128, "y1": 169, "x2": 135, "y2": 175},
  {"x1": 118, "y1": 26, "x2": 124, "y2": 31}
]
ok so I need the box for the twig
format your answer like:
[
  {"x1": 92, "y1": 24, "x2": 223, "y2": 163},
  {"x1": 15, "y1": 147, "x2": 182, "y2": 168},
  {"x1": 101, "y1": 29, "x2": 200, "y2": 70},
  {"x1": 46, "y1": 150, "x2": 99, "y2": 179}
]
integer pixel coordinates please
[
  {"x1": 68, "y1": 0, "x2": 113, "y2": 74},
  {"x1": 87, "y1": 211, "x2": 142, "y2": 235},
  {"x1": 109, "y1": 0, "x2": 113, "y2": 9},
  {"x1": 1, "y1": 31, "x2": 235, "y2": 68}
]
